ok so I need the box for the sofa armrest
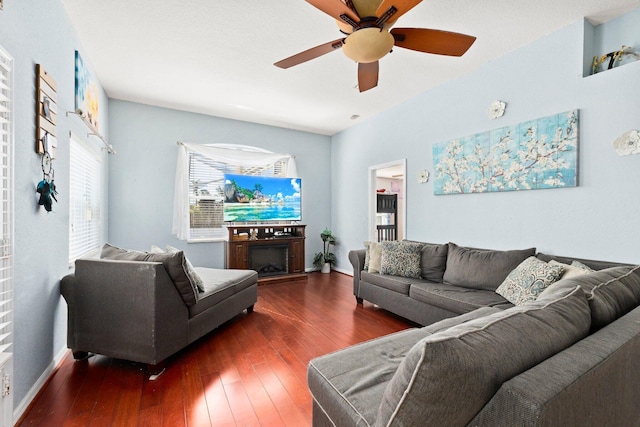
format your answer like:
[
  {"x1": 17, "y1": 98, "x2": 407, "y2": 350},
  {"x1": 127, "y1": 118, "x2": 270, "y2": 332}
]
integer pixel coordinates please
[
  {"x1": 470, "y1": 305, "x2": 640, "y2": 426},
  {"x1": 348, "y1": 249, "x2": 366, "y2": 298},
  {"x1": 64, "y1": 258, "x2": 189, "y2": 365}
]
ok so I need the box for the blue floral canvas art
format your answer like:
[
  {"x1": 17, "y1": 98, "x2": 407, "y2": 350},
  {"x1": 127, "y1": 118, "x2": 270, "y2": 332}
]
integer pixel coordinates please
[{"x1": 433, "y1": 110, "x2": 578, "y2": 195}]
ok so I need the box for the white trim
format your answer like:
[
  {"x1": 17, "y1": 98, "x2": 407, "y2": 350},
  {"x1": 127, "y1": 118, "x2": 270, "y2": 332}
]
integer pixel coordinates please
[{"x1": 368, "y1": 159, "x2": 407, "y2": 242}]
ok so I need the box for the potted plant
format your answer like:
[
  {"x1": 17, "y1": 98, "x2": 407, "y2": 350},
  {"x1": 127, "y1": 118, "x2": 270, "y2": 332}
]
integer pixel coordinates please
[{"x1": 313, "y1": 228, "x2": 337, "y2": 273}]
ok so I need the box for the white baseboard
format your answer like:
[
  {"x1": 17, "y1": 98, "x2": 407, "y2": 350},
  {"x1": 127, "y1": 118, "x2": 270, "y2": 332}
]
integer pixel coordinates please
[
  {"x1": 305, "y1": 266, "x2": 352, "y2": 276},
  {"x1": 332, "y1": 266, "x2": 352, "y2": 276},
  {"x1": 14, "y1": 347, "x2": 69, "y2": 423}
]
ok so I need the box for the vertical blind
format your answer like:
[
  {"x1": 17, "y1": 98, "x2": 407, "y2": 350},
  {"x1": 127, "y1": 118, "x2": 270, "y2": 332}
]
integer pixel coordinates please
[
  {"x1": 69, "y1": 136, "x2": 102, "y2": 261},
  {"x1": 0, "y1": 44, "x2": 13, "y2": 363}
]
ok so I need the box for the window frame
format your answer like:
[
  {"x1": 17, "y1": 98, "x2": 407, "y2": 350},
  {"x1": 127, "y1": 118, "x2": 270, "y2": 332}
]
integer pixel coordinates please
[
  {"x1": 185, "y1": 144, "x2": 288, "y2": 243},
  {"x1": 68, "y1": 133, "x2": 103, "y2": 262}
]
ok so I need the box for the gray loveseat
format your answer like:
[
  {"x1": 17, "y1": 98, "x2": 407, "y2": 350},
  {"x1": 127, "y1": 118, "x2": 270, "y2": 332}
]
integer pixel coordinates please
[
  {"x1": 307, "y1": 241, "x2": 640, "y2": 425},
  {"x1": 61, "y1": 244, "x2": 257, "y2": 373}
]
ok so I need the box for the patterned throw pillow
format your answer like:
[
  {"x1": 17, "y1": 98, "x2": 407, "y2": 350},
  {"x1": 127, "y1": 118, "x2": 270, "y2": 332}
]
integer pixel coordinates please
[
  {"x1": 496, "y1": 257, "x2": 565, "y2": 305},
  {"x1": 380, "y1": 241, "x2": 423, "y2": 279}
]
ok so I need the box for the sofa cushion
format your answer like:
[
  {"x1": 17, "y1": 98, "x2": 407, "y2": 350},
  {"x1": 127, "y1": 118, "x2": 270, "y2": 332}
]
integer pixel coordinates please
[
  {"x1": 536, "y1": 253, "x2": 627, "y2": 271},
  {"x1": 376, "y1": 281, "x2": 590, "y2": 427},
  {"x1": 420, "y1": 243, "x2": 448, "y2": 282},
  {"x1": 495, "y1": 257, "x2": 565, "y2": 305},
  {"x1": 188, "y1": 268, "x2": 258, "y2": 317},
  {"x1": 361, "y1": 271, "x2": 411, "y2": 295},
  {"x1": 443, "y1": 243, "x2": 536, "y2": 291},
  {"x1": 100, "y1": 243, "x2": 147, "y2": 261},
  {"x1": 558, "y1": 265, "x2": 640, "y2": 331},
  {"x1": 380, "y1": 241, "x2": 423, "y2": 279},
  {"x1": 410, "y1": 282, "x2": 512, "y2": 314},
  {"x1": 307, "y1": 307, "x2": 502, "y2": 427}
]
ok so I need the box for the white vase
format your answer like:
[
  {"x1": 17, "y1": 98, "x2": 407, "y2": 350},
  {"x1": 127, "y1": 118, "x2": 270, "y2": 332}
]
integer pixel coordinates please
[{"x1": 321, "y1": 262, "x2": 331, "y2": 274}]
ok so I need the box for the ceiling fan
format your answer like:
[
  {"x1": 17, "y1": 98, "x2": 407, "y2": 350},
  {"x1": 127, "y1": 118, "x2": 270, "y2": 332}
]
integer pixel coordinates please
[{"x1": 274, "y1": 0, "x2": 476, "y2": 92}]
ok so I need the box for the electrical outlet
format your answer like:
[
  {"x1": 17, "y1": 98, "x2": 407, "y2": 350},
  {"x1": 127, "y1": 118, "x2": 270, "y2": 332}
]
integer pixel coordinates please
[{"x1": 2, "y1": 373, "x2": 9, "y2": 397}]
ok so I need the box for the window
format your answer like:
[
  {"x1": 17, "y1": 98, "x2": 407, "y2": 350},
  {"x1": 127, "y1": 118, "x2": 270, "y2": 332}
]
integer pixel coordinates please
[
  {"x1": 69, "y1": 135, "x2": 102, "y2": 261},
  {"x1": 0, "y1": 44, "x2": 13, "y2": 415},
  {"x1": 172, "y1": 143, "x2": 295, "y2": 242}
]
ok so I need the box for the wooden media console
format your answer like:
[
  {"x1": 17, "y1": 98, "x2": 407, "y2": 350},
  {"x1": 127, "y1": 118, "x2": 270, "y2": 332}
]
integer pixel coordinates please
[{"x1": 225, "y1": 224, "x2": 306, "y2": 284}]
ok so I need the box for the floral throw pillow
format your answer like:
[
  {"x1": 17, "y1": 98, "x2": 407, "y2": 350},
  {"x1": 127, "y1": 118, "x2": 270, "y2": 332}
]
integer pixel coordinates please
[
  {"x1": 380, "y1": 241, "x2": 423, "y2": 279},
  {"x1": 496, "y1": 257, "x2": 565, "y2": 305}
]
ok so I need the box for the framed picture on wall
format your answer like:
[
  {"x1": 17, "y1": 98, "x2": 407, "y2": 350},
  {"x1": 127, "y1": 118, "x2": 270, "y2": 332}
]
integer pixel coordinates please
[{"x1": 74, "y1": 50, "x2": 100, "y2": 131}]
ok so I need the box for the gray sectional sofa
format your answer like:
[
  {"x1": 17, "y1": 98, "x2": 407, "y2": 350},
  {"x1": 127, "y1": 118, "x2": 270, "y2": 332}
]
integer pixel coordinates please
[
  {"x1": 61, "y1": 244, "x2": 257, "y2": 374},
  {"x1": 308, "y1": 241, "x2": 640, "y2": 426}
]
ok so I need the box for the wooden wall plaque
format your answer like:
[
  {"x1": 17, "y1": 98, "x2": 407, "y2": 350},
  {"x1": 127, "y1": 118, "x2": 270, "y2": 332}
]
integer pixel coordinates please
[{"x1": 36, "y1": 64, "x2": 57, "y2": 158}]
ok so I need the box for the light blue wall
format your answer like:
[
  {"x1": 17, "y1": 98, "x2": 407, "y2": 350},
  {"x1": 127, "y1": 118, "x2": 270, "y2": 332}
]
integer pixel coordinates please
[
  {"x1": 0, "y1": 0, "x2": 110, "y2": 414},
  {"x1": 331, "y1": 16, "x2": 640, "y2": 270},
  {"x1": 108, "y1": 100, "x2": 331, "y2": 269}
]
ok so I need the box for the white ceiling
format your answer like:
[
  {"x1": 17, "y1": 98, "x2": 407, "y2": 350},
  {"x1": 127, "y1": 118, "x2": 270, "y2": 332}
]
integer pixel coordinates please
[{"x1": 60, "y1": 0, "x2": 639, "y2": 136}]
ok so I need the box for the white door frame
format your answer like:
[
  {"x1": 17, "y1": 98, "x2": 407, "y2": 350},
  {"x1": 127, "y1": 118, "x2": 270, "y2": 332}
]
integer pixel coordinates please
[{"x1": 368, "y1": 159, "x2": 407, "y2": 242}]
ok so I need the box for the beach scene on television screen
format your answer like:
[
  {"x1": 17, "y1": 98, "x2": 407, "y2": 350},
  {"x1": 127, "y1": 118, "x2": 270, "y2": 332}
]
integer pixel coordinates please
[{"x1": 224, "y1": 174, "x2": 301, "y2": 222}]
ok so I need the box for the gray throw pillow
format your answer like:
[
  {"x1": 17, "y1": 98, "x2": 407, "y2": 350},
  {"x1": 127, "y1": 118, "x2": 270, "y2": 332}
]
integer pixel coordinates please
[
  {"x1": 380, "y1": 241, "x2": 423, "y2": 279},
  {"x1": 100, "y1": 243, "x2": 147, "y2": 261},
  {"x1": 145, "y1": 250, "x2": 199, "y2": 306},
  {"x1": 443, "y1": 242, "x2": 536, "y2": 291},
  {"x1": 376, "y1": 281, "x2": 590, "y2": 427},
  {"x1": 420, "y1": 243, "x2": 448, "y2": 282},
  {"x1": 166, "y1": 245, "x2": 205, "y2": 293}
]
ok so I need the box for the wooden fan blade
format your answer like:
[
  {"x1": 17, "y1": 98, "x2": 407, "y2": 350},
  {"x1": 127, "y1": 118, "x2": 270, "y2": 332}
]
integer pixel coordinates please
[
  {"x1": 375, "y1": 0, "x2": 422, "y2": 22},
  {"x1": 391, "y1": 28, "x2": 476, "y2": 56},
  {"x1": 306, "y1": 0, "x2": 360, "y2": 26},
  {"x1": 358, "y1": 61, "x2": 379, "y2": 92},
  {"x1": 274, "y1": 39, "x2": 344, "y2": 69}
]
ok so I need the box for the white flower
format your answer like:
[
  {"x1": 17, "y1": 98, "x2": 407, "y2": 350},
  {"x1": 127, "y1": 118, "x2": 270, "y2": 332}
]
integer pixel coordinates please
[
  {"x1": 487, "y1": 100, "x2": 506, "y2": 120},
  {"x1": 612, "y1": 130, "x2": 640, "y2": 156}
]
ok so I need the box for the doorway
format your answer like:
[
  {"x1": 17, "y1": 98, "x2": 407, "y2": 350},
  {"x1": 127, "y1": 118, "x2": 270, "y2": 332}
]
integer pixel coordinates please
[{"x1": 368, "y1": 159, "x2": 406, "y2": 242}]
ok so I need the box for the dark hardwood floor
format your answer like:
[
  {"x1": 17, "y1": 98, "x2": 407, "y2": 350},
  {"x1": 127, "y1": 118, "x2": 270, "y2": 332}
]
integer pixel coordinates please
[{"x1": 19, "y1": 272, "x2": 413, "y2": 426}]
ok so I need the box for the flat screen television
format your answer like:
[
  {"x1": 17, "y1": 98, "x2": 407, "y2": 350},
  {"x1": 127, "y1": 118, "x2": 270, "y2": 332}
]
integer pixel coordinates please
[{"x1": 223, "y1": 174, "x2": 302, "y2": 222}]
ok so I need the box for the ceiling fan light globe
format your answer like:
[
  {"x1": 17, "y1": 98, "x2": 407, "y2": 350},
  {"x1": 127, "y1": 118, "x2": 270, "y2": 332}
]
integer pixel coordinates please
[{"x1": 342, "y1": 28, "x2": 394, "y2": 63}]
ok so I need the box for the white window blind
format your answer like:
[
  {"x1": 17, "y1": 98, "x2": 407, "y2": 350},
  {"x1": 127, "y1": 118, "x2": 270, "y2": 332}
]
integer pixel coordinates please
[
  {"x1": 187, "y1": 145, "x2": 287, "y2": 241},
  {"x1": 0, "y1": 44, "x2": 14, "y2": 373},
  {"x1": 69, "y1": 136, "x2": 102, "y2": 261}
]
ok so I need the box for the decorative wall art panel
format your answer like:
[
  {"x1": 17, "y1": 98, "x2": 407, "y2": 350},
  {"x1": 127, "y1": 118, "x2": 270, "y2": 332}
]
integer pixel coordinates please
[
  {"x1": 433, "y1": 110, "x2": 578, "y2": 195},
  {"x1": 74, "y1": 50, "x2": 99, "y2": 131}
]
